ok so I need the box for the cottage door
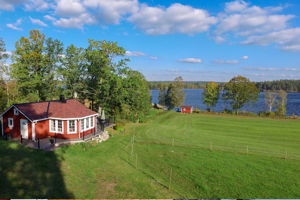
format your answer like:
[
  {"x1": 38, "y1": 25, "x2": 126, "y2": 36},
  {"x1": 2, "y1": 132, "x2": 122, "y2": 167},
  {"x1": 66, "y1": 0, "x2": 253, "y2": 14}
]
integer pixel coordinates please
[{"x1": 20, "y1": 119, "x2": 28, "y2": 139}]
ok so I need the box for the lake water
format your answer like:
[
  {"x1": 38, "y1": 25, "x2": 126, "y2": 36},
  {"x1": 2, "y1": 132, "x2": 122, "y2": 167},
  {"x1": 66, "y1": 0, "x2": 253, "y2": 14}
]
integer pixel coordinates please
[{"x1": 151, "y1": 89, "x2": 300, "y2": 116}]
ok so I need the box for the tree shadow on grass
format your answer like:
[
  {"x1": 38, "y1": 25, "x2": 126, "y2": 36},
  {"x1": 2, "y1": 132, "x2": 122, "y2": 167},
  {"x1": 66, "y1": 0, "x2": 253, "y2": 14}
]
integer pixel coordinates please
[{"x1": 0, "y1": 139, "x2": 73, "y2": 198}]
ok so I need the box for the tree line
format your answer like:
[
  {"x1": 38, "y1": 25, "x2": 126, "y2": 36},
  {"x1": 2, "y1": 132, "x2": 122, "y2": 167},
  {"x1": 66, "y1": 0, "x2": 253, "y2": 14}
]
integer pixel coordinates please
[
  {"x1": 150, "y1": 80, "x2": 300, "y2": 93},
  {"x1": 0, "y1": 30, "x2": 151, "y2": 122},
  {"x1": 158, "y1": 76, "x2": 287, "y2": 116},
  {"x1": 255, "y1": 80, "x2": 300, "y2": 92}
]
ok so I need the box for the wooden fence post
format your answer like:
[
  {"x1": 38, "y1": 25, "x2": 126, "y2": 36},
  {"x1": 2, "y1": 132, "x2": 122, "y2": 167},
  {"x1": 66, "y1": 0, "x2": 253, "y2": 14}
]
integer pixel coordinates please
[
  {"x1": 285, "y1": 151, "x2": 288, "y2": 160},
  {"x1": 210, "y1": 142, "x2": 213, "y2": 151},
  {"x1": 136, "y1": 153, "x2": 138, "y2": 169},
  {"x1": 169, "y1": 168, "x2": 172, "y2": 190},
  {"x1": 131, "y1": 136, "x2": 134, "y2": 156}
]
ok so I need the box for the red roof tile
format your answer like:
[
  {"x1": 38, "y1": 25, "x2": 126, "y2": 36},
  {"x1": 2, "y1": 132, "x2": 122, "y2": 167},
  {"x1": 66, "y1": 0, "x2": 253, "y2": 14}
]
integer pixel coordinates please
[{"x1": 15, "y1": 99, "x2": 97, "y2": 121}]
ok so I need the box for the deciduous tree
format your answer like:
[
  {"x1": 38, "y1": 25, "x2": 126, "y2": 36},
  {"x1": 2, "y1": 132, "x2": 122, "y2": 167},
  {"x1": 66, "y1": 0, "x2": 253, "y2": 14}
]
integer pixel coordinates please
[
  {"x1": 264, "y1": 90, "x2": 278, "y2": 112},
  {"x1": 276, "y1": 90, "x2": 287, "y2": 116},
  {"x1": 165, "y1": 76, "x2": 186, "y2": 110},
  {"x1": 223, "y1": 75, "x2": 259, "y2": 113},
  {"x1": 203, "y1": 81, "x2": 220, "y2": 111}
]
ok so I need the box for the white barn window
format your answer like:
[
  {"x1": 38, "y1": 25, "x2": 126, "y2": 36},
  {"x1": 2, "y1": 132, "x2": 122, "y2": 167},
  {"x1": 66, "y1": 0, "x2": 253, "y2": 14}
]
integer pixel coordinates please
[
  {"x1": 14, "y1": 108, "x2": 19, "y2": 115},
  {"x1": 8, "y1": 118, "x2": 13, "y2": 129}
]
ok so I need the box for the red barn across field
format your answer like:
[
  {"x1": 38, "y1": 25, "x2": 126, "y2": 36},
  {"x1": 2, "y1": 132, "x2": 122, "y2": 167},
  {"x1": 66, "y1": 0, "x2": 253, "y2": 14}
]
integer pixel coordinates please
[
  {"x1": 181, "y1": 106, "x2": 193, "y2": 113},
  {"x1": 0, "y1": 96, "x2": 98, "y2": 141}
]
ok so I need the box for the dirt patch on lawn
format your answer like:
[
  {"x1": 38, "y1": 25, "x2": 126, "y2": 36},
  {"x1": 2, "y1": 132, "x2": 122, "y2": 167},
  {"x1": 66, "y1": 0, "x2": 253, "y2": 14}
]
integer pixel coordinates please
[{"x1": 96, "y1": 177, "x2": 118, "y2": 198}]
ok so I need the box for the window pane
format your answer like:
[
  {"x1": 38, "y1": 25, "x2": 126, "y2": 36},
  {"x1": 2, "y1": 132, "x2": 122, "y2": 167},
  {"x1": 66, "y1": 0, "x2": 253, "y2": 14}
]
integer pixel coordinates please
[
  {"x1": 51, "y1": 120, "x2": 56, "y2": 132},
  {"x1": 90, "y1": 117, "x2": 93, "y2": 127},
  {"x1": 69, "y1": 120, "x2": 75, "y2": 132},
  {"x1": 85, "y1": 118, "x2": 89, "y2": 129},
  {"x1": 81, "y1": 120, "x2": 84, "y2": 130},
  {"x1": 58, "y1": 120, "x2": 63, "y2": 132}
]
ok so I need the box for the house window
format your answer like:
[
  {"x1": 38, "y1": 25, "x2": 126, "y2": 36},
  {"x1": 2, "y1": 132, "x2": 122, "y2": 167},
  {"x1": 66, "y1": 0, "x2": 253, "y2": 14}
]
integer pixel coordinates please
[
  {"x1": 85, "y1": 118, "x2": 89, "y2": 129},
  {"x1": 50, "y1": 120, "x2": 56, "y2": 132},
  {"x1": 50, "y1": 119, "x2": 63, "y2": 133},
  {"x1": 81, "y1": 119, "x2": 84, "y2": 132},
  {"x1": 90, "y1": 117, "x2": 94, "y2": 128},
  {"x1": 14, "y1": 108, "x2": 19, "y2": 115},
  {"x1": 8, "y1": 118, "x2": 13, "y2": 129},
  {"x1": 57, "y1": 120, "x2": 63, "y2": 133},
  {"x1": 68, "y1": 120, "x2": 76, "y2": 134}
]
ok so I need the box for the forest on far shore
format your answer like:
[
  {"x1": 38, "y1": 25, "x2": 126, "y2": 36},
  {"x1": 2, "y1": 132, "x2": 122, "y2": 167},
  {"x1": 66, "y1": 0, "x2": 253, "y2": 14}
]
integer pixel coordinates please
[{"x1": 149, "y1": 80, "x2": 300, "y2": 92}]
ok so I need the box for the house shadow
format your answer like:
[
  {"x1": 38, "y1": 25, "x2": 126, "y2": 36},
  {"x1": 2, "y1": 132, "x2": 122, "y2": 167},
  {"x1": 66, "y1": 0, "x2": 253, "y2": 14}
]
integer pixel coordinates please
[{"x1": 0, "y1": 139, "x2": 73, "y2": 198}]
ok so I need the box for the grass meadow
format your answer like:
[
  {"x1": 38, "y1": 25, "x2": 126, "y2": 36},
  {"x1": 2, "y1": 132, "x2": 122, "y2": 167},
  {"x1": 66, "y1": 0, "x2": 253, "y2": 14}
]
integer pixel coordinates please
[{"x1": 1, "y1": 110, "x2": 300, "y2": 198}]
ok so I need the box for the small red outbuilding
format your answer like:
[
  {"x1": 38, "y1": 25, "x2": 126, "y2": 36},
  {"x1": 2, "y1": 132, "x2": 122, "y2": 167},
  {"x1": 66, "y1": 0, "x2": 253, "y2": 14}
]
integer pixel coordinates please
[
  {"x1": 0, "y1": 98, "x2": 98, "y2": 141},
  {"x1": 181, "y1": 106, "x2": 193, "y2": 113}
]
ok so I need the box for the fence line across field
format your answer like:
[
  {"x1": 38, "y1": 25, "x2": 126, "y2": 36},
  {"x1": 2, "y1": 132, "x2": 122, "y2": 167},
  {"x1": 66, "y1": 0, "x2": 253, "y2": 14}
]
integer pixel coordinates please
[{"x1": 129, "y1": 135, "x2": 300, "y2": 160}]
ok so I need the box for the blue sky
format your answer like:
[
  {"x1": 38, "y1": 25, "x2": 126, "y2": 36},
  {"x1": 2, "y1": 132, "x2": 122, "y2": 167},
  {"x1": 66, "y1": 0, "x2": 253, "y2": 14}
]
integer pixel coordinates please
[{"x1": 1, "y1": 0, "x2": 300, "y2": 81}]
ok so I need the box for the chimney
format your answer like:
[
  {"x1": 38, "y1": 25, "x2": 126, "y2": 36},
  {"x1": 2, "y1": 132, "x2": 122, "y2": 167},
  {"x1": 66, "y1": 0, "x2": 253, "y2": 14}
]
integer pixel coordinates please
[{"x1": 60, "y1": 95, "x2": 66, "y2": 103}]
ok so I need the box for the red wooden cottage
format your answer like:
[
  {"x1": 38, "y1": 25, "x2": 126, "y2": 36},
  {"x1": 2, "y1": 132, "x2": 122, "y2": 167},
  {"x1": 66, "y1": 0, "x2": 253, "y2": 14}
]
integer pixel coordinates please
[
  {"x1": 181, "y1": 106, "x2": 193, "y2": 113},
  {"x1": 0, "y1": 97, "x2": 98, "y2": 141}
]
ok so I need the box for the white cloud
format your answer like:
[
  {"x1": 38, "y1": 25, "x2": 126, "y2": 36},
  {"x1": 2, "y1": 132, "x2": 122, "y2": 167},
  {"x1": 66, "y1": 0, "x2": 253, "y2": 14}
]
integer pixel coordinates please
[
  {"x1": 216, "y1": 0, "x2": 294, "y2": 36},
  {"x1": 53, "y1": 13, "x2": 96, "y2": 29},
  {"x1": 225, "y1": 0, "x2": 249, "y2": 13},
  {"x1": 0, "y1": 0, "x2": 27, "y2": 11},
  {"x1": 24, "y1": 0, "x2": 50, "y2": 11},
  {"x1": 55, "y1": 0, "x2": 86, "y2": 17},
  {"x1": 6, "y1": 18, "x2": 22, "y2": 31},
  {"x1": 241, "y1": 28, "x2": 300, "y2": 51},
  {"x1": 128, "y1": 3, "x2": 217, "y2": 35},
  {"x1": 44, "y1": 15, "x2": 56, "y2": 21},
  {"x1": 241, "y1": 56, "x2": 248, "y2": 60},
  {"x1": 83, "y1": 0, "x2": 138, "y2": 24},
  {"x1": 125, "y1": 51, "x2": 146, "y2": 57},
  {"x1": 29, "y1": 16, "x2": 47, "y2": 27},
  {"x1": 213, "y1": 59, "x2": 239, "y2": 64},
  {"x1": 150, "y1": 56, "x2": 158, "y2": 60},
  {"x1": 245, "y1": 67, "x2": 300, "y2": 72},
  {"x1": 178, "y1": 58, "x2": 203, "y2": 63}
]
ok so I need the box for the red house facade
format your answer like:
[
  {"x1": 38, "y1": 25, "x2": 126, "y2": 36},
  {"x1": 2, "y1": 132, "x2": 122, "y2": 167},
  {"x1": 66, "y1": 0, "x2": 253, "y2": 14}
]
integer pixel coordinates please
[
  {"x1": 0, "y1": 98, "x2": 98, "y2": 141},
  {"x1": 181, "y1": 106, "x2": 193, "y2": 113}
]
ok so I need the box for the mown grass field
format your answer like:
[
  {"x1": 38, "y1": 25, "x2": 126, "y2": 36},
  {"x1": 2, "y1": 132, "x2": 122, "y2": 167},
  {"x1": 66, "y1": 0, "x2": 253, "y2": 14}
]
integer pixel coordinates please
[{"x1": 1, "y1": 110, "x2": 300, "y2": 198}]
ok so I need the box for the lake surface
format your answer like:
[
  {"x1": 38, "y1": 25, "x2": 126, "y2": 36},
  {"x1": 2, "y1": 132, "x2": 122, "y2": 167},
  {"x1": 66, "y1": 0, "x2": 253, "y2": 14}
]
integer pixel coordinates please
[{"x1": 151, "y1": 89, "x2": 300, "y2": 116}]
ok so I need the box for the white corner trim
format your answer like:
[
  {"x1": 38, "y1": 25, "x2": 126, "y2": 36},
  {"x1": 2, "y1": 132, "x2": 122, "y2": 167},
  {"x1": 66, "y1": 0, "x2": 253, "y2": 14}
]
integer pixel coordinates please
[{"x1": 32, "y1": 122, "x2": 36, "y2": 141}]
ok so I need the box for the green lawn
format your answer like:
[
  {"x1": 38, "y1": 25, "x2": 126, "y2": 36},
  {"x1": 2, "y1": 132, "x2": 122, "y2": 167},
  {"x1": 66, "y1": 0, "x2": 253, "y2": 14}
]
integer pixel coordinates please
[{"x1": 1, "y1": 111, "x2": 300, "y2": 198}]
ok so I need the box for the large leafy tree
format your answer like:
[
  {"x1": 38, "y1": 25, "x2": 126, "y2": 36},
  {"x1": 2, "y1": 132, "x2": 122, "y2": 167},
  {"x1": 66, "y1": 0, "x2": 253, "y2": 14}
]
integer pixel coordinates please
[
  {"x1": 121, "y1": 70, "x2": 151, "y2": 121},
  {"x1": 0, "y1": 38, "x2": 8, "y2": 112},
  {"x1": 10, "y1": 30, "x2": 63, "y2": 102},
  {"x1": 264, "y1": 90, "x2": 278, "y2": 112},
  {"x1": 60, "y1": 44, "x2": 85, "y2": 98},
  {"x1": 223, "y1": 75, "x2": 259, "y2": 113},
  {"x1": 158, "y1": 83, "x2": 166, "y2": 106},
  {"x1": 165, "y1": 76, "x2": 186, "y2": 110},
  {"x1": 203, "y1": 81, "x2": 220, "y2": 111},
  {"x1": 84, "y1": 39, "x2": 129, "y2": 113},
  {"x1": 276, "y1": 90, "x2": 287, "y2": 116}
]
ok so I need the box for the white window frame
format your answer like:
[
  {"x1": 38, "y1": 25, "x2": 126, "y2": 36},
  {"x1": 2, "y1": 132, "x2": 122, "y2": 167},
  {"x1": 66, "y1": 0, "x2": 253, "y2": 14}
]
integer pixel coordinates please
[
  {"x1": 49, "y1": 119, "x2": 64, "y2": 134},
  {"x1": 85, "y1": 118, "x2": 89, "y2": 130},
  {"x1": 81, "y1": 119, "x2": 84, "y2": 132},
  {"x1": 90, "y1": 116, "x2": 93, "y2": 128},
  {"x1": 8, "y1": 118, "x2": 13, "y2": 129},
  {"x1": 67, "y1": 120, "x2": 77, "y2": 134},
  {"x1": 14, "y1": 108, "x2": 19, "y2": 116}
]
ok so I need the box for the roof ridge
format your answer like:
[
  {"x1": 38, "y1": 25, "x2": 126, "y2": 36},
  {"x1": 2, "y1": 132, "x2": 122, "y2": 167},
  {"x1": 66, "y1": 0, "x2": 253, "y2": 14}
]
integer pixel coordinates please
[{"x1": 14, "y1": 98, "x2": 75, "y2": 106}]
